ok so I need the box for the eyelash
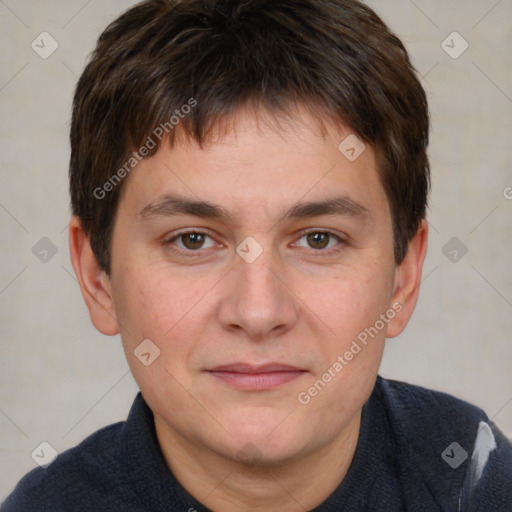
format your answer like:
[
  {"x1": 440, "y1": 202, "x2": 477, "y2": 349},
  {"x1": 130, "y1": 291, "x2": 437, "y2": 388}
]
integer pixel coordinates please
[{"x1": 164, "y1": 229, "x2": 346, "y2": 256}]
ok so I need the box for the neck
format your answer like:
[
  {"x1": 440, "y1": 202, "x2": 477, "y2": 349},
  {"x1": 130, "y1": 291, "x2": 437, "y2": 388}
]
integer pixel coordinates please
[{"x1": 155, "y1": 411, "x2": 362, "y2": 512}]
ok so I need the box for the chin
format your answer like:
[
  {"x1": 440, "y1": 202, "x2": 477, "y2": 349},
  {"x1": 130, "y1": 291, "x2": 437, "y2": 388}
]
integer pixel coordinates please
[
  {"x1": 218, "y1": 415, "x2": 315, "y2": 465},
  {"x1": 226, "y1": 437, "x2": 309, "y2": 468}
]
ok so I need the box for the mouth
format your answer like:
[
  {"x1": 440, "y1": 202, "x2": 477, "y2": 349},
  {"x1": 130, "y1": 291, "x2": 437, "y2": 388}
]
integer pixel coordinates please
[{"x1": 206, "y1": 363, "x2": 308, "y2": 391}]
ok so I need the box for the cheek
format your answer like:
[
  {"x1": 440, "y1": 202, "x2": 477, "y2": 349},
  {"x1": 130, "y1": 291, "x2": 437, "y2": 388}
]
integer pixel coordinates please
[
  {"x1": 298, "y1": 272, "x2": 390, "y2": 418},
  {"x1": 112, "y1": 264, "x2": 216, "y2": 366},
  {"x1": 306, "y1": 263, "x2": 393, "y2": 342}
]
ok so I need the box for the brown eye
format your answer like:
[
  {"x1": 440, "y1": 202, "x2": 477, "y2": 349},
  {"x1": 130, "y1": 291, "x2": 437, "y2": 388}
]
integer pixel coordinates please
[
  {"x1": 167, "y1": 231, "x2": 216, "y2": 252},
  {"x1": 295, "y1": 231, "x2": 343, "y2": 252},
  {"x1": 306, "y1": 232, "x2": 331, "y2": 249},
  {"x1": 181, "y1": 233, "x2": 207, "y2": 250}
]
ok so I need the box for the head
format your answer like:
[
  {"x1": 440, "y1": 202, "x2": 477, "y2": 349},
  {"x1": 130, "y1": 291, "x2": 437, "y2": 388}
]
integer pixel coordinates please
[{"x1": 69, "y1": 0, "x2": 429, "y2": 467}]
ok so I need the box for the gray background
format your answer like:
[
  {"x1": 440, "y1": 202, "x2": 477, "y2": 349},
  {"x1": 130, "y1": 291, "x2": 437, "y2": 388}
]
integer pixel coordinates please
[{"x1": 1, "y1": 0, "x2": 511, "y2": 499}]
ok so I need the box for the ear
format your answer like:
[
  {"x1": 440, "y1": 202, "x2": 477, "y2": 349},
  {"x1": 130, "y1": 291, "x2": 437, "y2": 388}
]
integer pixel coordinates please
[
  {"x1": 69, "y1": 216, "x2": 119, "y2": 336},
  {"x1": 386, "y1": 219, "x2": 428, "y2": 338}
]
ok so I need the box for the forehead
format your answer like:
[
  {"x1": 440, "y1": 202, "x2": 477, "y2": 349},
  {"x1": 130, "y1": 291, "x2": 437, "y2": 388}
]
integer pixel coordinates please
[{"x1": 118, "y1": 106, "x2": 389, "y2": 225}]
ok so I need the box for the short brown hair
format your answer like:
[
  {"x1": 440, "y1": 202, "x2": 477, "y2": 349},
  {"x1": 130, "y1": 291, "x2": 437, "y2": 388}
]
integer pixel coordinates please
[{"x1": 70, "y1": 0, "x2": 430, "y2": 273}]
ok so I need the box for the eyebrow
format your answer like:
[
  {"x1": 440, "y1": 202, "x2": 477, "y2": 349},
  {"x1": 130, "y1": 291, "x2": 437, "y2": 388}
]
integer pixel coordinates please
[{"x1": 138, "y1": 194, "x2": 370, "y2": 223}]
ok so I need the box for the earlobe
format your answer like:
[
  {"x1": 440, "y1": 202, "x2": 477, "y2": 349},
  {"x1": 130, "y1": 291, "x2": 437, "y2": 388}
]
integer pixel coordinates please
[
  {"x1": 69, "y1": 216, "x2": 119, "y2": 336},
  {"x1": 386, "y1": 219, "x2": 428, "y2": 339}
]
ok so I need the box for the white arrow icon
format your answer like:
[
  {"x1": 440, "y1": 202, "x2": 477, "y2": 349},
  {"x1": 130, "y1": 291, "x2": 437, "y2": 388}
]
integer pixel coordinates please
[
  {"x1": 441, "y1": 32, "x2": 468, "y2": 59},
  {"x1": 31, "y1": 32, "x2": 59, "y2": 59},
  {"x1": 236, "y1": 237, "x2": 263, "y2": 263},
  {"x1": 134, "y1": 339, "x2": 161, "y2": 366},
  {"x1": 338, "y1": 134, "x2": 365, "y2": 161},
  {"x1": 31, "y1": 441, "x2": 58, "y2": 468}
]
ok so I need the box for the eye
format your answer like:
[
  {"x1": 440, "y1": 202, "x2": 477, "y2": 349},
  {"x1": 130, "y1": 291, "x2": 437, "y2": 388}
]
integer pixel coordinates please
[
  {"x1": 164, "y1": 229, "x2": 345, "y2": 255},
  {"x1": 167, "y1": 231, "x2": 217, "y2": 251},
  {"x1": 295, "y1": 231, "x2": 344, "y2": 251}
]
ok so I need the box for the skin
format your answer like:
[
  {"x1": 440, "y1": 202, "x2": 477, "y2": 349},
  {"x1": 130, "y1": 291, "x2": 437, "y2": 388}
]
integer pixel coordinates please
[{"x1": 70, "y1": 105, "x2": 428, "y2": 511}]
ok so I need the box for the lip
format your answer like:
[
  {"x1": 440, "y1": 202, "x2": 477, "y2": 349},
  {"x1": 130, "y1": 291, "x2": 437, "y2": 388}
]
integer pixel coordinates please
[{"x1": 207, "y1": 363, "x2": 307, "y2": 391}]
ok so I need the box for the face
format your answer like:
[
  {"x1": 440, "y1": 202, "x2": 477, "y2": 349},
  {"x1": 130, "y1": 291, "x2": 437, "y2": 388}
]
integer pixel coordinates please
[{"x1": 97, "y1": 107, "x2": 410, "y2": 465}]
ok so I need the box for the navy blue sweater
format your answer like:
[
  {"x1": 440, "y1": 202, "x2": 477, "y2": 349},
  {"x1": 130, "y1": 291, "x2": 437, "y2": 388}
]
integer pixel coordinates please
[{"x1": 3, "y1": 376, "x2": 512, "y2": 511}]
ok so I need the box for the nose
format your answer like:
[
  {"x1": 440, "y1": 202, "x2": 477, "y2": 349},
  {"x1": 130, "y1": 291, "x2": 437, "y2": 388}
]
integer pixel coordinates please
[{"x1": 217, "y1": 250, "x2": 299, "y2": 341}]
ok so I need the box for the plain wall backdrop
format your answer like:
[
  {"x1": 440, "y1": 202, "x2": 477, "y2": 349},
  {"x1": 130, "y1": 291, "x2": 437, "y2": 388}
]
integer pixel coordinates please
[{"x1": 1, "y1": 0, "x2": 511, "y2": 500}]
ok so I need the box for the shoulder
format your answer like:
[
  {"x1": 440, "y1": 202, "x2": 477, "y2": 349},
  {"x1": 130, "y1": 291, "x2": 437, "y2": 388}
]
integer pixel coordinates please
[
  {"x1": 1, "y1": 420, "x2": 132, "y2": 511},
  {"x1": 373, "y1": 376, "x2": 512, "y2": 510},
  {"x1": 375, "y1": 376, "x2": 490, "y2": 430},
  {"x1": 467, "y1": 420, "x2": 512, "y2": 510}
]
